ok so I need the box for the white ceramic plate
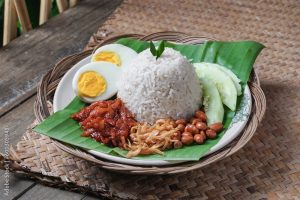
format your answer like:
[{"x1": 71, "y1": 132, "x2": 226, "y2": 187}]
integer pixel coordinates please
[{"x1": 53, "y1": 55, "x2": 252, "y2": 166}]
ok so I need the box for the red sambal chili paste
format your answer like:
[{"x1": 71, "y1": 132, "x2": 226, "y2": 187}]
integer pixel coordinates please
[{"x1": 71, "y1": 98, "x2": 136, "y2": 148}]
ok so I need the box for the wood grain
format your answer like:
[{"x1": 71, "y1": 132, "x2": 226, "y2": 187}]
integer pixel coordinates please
[
  {"x1": 39, "y1": 0, "x2": 52, "y2": 25},
  {"x1": 0, "y1": 174, "x2": 35, "y2": 200},
  {"x1": 0, "y1": 97, "x2": 35, "y2": 150},
  {"x1": 69, "y1": 0, "x2": 78, "y2": 7},
  {"x1": 56, "y1": 0, "x2": 69, "y2": 13},
  {"x1": 0, "y1": 0, "x2": 122, "y2": 116},
  {"x1": 16, "y1": 184, "x2": 85, "y2": 200},
  {"x1": 81, "y1": 195, "x2": 100, "y2": 200},
  {"x1": 13, "y1": 0, "x2": 32, "y2": 32},
  {"x1": 0, "y1": 97, "x2": 36, "y2": 200},
  {"x1": 3, "y1": 0, "x2": 17, "y2": 46}
]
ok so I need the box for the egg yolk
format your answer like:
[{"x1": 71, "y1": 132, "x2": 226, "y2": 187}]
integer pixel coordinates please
[
  {"x1": 92, "y1": 51, "x2": 121, "y2": 66},
  {"x1": 77, "y1": 71, "x2": 107, "y2": 98}
]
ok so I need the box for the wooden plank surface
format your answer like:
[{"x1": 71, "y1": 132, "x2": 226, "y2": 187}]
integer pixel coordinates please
[
  {"x1": 0, "y1": 96, "x2": 35, "y2": 149},
  {"x1": 0, "y1": 0, "x2": 122, "y2": 116},
  {"x1": 0, "y1": 97, "x2": 36, "y2": 200},
  {"x1": 16, "y1": 184, "x2": 85, "y2": 200},
  {"x1": 81, "y1": 196, "x2": 101, "y2": 200},
  {"x1": 0, "y1": 176, "x2": 35, "y2": 200}
]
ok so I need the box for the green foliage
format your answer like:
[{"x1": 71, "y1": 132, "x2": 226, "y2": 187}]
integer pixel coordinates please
[
  {"x1": 26, "y1": 0, "x2": 40, "y2": 28},
  {"x1": 150, "y1": 40, "x2": 165, "y2": 60},
  {"x1": 50, "y1": 0, "x2": 59, "y2": 17}
]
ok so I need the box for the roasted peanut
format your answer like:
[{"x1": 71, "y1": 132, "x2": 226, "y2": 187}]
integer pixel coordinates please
[
  {"x1": 195, "y1": 111, "x2": 207, "y2": 122},
  {"x1": 182, "y1": 131, "x2": 193, "y2": 138},
  {"x1": 181, "y1": 134, "x2": 194, "y2": 145},
  {"x1": 206, "y1": 129, "x2": 217, "y2": 139},
  {"x1": 185, "y1": 124, "x2": 194, "y2": 132},
  {"x1": 185, "y1": 124, "x2": 199, "y2": 134},
  {"x1": 195, "y1": 122, "x2": 207, "y2": 130},
  {"x1": 175, "y1": 119, "x2": 187, "y2": 126},
  {"x1": 194, "y1": 134, "x2": 205, "y2": 144},
  {"x1": 191, "y1": 118, "x2": 202, "y2": 125},
  {"x1": 192, "y1": 126, "x2": 199, "y2": 134},
  {"x1": 200, "y1": 130, "x2": 206, "y2": 140},
  {"x1": 209, "y1": 122, "x2": 223, "y2": 133},
  {"x1": 173, "y1": 141, "x2": 183, "y2": 149},
  {"x1": 177, "y1": 124, "x2": 185, "y2": 132}
]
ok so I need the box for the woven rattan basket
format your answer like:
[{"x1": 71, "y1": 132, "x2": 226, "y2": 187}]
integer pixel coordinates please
[{"x1": 34, "y1": 32, "x2": 266, "y2": 175}]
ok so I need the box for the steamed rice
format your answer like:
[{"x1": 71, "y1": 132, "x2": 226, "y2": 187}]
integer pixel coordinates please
[{"x1": 118, "y1": 47, "x2": 202, "y2": 124}]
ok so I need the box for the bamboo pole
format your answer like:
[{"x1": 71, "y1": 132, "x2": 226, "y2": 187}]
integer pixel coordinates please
[
  {"x1": 14, "y1": 0, "x2": 32, "y2": 32},
  {"x1": 39, "y1": 0, "x2": 52, "y2": 25},
  {"x1": 3, "y1": 0, "x2": 17, "y2": 46},
  {"x1": 56, "y1": 0, "x2": 68, "y2": 13},
  {"x1": 69, "y1": 0, "x2": 78, "y2": 7}
]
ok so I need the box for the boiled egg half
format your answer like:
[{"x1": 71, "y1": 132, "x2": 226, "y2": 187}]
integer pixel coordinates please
[
  {"x1": 72, "y1": 62, "x2": 121, "y2": 103},
  {"x1": 91, "y1": 44, "x2": 138, "y2": 68}
]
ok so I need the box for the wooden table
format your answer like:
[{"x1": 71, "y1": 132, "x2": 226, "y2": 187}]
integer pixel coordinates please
[{"x1": 0, "y1": 0, "x2": 121, "y2": 199}]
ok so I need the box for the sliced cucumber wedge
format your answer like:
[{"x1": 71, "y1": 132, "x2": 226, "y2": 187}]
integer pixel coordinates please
[
  {"x1": 214, "y1": 64, "x2": 242, "y2": 95},
  {"x1": 195, "y1": 62, "x2": 242, "y2": 95},
  {"x1": 194, "y1": 63, "x2": 237, "y2": 111},
  {"x1": 200, "y1": 77, "x2": 224, "y2": 125}
]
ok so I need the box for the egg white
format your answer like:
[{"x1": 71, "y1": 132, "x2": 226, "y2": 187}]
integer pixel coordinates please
[
  {"x1": 92, "y1": 44, "x2": 137, "y2": 68},
  {"x1": 72, "y1": 62, "x2": 121, "y2": 103}
]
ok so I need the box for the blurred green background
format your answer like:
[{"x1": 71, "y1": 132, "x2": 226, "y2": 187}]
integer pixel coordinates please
[{"x1": 0, "y1": 0, "x2": 60, "y2": 47}]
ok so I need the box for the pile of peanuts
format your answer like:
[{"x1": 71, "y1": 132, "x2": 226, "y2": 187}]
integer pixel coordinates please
[
  {"x1": 172, "y1": 110, "x2": 224, "y2": 148},
  {"x1": 124, "y1": 110, "x2": 223, "y2": 157}
]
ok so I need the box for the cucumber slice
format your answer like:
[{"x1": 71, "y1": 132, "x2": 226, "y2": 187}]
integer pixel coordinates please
[
  {"x1": 200, "y1": 77, "x2": 224, "y2": 125},
  {"x1": 194, "y1": 63, "x2": 237, "y2": 111},
  {"x1": 195, "y1": 62, "x2": 242, "y2": 95},
  {"x1": 214, "y1": 64, "x2": 242, "y2": 95}
]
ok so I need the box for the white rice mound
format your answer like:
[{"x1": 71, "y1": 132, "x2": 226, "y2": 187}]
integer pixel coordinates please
[{"x1": 118, "y1": 47, "x2": 202, "y2": 124}]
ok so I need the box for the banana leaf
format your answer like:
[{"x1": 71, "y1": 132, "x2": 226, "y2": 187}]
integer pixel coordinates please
[{"x1": 33, "y1": 38, "x2": 264, "y2": 161}]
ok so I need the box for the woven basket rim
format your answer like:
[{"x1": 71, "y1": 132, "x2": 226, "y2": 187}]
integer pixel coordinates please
[{"x1": 34, "y1": 31, "x2": 266, "y2": 175}]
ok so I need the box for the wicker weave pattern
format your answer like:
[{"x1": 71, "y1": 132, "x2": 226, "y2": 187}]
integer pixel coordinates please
[{"x1": 3, "y1": 0, "x2": 300, "y2": 199}]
